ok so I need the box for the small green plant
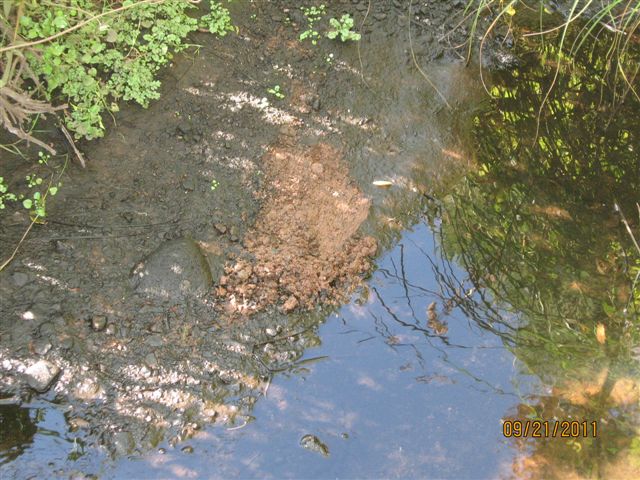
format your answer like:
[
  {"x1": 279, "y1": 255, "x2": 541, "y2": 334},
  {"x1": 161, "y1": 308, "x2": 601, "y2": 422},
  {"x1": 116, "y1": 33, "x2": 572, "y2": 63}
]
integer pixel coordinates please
[
  {"x1": 0, "y1": 177, "x2": 17, "y2": 210},
  {"x1": 267, "y1": 85, "x2": 285, "y2": 99},
  {"x1": 326, "y1": 14, "x2": 360, "y2": 42},
  {"x1": 299, "y1": 4, "x2": 326, "y2": 45},
  {"x1": 1, "y1": 152, "x2": 64, "y2": 221},
  {"x1": 210, "y1": 179, "x2": 219, "y2": 191},
  {"x1": 21, "y1": 153, "x2": 62, "y2": 220},
  {"x1": 200, "y1": 2, "x2": 236, "y2": 36}
]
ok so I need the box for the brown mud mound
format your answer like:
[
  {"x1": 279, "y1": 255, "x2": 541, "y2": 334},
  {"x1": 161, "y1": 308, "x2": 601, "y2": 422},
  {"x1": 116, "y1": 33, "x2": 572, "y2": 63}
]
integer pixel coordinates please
[{"x1": 220, "y1": 138, "x2": 377, "y2": 313}]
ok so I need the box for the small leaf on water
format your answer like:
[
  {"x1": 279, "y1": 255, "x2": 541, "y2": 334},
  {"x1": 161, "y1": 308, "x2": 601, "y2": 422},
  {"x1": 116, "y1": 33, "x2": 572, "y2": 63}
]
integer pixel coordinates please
[
  {"x1": 23, "y1": 199, "x2": 32, "y2": 209},
  {"x1": 596, "y1": 323, "x2": 606, "y2": 345},
  {"x1": 49, "y1": 187, "x2": 58, "y2": 196},
  {"x1": 373, "y1": 180, "x2": 392, "y2": 189}
]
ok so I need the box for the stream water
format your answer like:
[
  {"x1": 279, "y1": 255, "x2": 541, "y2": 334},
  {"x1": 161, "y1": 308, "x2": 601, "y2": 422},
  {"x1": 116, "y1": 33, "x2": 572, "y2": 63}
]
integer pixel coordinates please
[{"x1": 1, "y1": 1, "x2": 640, "y2": 479}]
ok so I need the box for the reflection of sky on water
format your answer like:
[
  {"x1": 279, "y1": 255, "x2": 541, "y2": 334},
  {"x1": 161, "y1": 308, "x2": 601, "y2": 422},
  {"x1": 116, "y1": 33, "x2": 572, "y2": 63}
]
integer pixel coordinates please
[
  {"x1": 0, "y1": 399, "x2": 104, "y2": 478},
  {"x1": 109, "y1": 221, "x2": 538, "y2": 479}
]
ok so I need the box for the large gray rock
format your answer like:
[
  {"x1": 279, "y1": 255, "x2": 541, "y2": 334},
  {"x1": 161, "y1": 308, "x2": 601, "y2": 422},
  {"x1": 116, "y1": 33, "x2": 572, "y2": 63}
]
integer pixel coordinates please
[
  {"x1": 24, "y1": 360, "x2": 61, "y2": 393},
  {"x1": 131, "y1": 238, "x2": 213, "y2": 299}
]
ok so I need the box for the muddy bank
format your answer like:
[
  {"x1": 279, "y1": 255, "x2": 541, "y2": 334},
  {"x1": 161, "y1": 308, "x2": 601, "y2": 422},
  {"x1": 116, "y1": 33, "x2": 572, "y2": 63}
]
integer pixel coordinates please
[{"x1": 0, "y1": 0, "x2": 484, "y2": 475}]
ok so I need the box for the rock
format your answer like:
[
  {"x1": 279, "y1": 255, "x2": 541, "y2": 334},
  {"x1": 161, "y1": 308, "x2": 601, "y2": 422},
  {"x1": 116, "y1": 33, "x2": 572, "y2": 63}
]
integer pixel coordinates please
[
  {"x1": 113, "y1": 431, "x2": 134, "y2": 456},
  {"x1": 74, "y1": 376, "x2": 103, "y2": 400},
  {"x1": 24, "y1": 360, "x2": 61, "y2": 393},
  {"x1": 144, "y1": 353, "x2": 158, "y2": 369},
  {"x1": 282, "y1": 296, "x2": 299, "y2": 313},
  {"x1": 181, "y1": 445, "x2": 194, "y2": 454},
  {"x1": 91, "y1": 315, "x2": 107, "y2": 332},
  {"x1": 58, "y1": 336, "x2": 74, "y2": 350},
  {"x1": 146, "y1": 335, "x2": 163, "y2": 348},
  {"x1": 32, "y1": 339, "x2": 52, "y2": 356},
  {"x1": 130, "y1": 238, "x2": 214, "y2": 298},
  {"x1": 213, "y1": 223, "x2": 228, "y2": 234}
]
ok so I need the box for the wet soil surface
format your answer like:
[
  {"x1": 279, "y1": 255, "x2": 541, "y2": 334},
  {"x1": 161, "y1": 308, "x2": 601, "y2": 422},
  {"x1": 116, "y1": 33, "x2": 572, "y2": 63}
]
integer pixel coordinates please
[{"x1": 0, "y1": 0, "x2": 488, "y2": 476}]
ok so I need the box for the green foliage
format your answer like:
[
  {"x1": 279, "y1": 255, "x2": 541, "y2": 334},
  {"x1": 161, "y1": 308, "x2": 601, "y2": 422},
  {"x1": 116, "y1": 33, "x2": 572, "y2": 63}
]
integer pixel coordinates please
[
  {"x1": 299, "y1": 4, "x2": 326, "y2": 45},
  {"x1": 0, "y1": 176, "x2": 17, "y2": 209},
  {"x1": 0, "y1": 152, "x2": 63, "y2": 220},
  {"x1": 326, "y1": 14, "x2": 360, "y2": 42},
  {"x1": 3, "y1": 1, "x2": 235, "y2": 141},
  {"x1": 435, "y1": 27, "x2": 640, "y2": 385},
  {"x1": 267, "y1": 85, "x2": 285, "y2": 99},
  {"x1": 200, "y1": 2, "x2": 236, "y2": 36}
]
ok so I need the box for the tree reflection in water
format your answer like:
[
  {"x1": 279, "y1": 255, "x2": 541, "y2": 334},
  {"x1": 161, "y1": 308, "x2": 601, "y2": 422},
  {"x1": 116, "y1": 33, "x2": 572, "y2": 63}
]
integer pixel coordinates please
[{"x1": 425, "y1": 21, "x2": 640, "y2": 479}]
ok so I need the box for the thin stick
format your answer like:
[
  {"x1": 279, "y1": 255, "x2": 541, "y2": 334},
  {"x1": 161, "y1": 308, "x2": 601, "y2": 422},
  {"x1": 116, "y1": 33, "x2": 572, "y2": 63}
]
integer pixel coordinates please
[
  {"x1": 58, "y1": 120, "x2": 86, "y2": 168},
  {"x1": 408, "y1": 0, "x2": 452, "y2": 109},
  {"x1": 357, "y1": 0, "x2": 372, "y2": 86},
  {"x1": 616, "y1": 202, "x2": 640, "y2": 254},
  {"x1": 0, "y1": 215, "x2": 38, "y2": 272}
]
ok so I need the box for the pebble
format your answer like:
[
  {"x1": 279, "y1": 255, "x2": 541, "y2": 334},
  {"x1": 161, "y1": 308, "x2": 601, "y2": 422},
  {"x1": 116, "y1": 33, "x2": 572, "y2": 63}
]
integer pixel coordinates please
[
  {"x1": 10, "y1": 272, "x2": 30, "y2": 287},
  {"x1": 58, "y1": 336, "x2": 74, "y2": 350},
  {"x1": 146, "y1": 334, "x2": 164, "y2": 347},
  {"x1": 91, "y1": 315, "x2": 107, "y2": 332},
  {"x1": 181, "y1": 445, "x2": 194, "y2": 454},
  {"x1": 214, "y1": 223, "x2": 228, "y2": 234},
  {"x1": 24, "y1": 360, "x2": 61, "y2": 393},
  {"x1": 145, "y1": 352, "x2": 158, "y2": 369},
  {"x1": 282, "y1": 295, "x2": 299, "y2": 313},
  {"x1": 74, "y1": 377, "x2": 102, "y2": 400},
  {"x1": 234, "y1": 264, "x2": 253, "y2": 281},
  {"x1": 32, "y1": 339, "x2": 52, "y2": 356}
]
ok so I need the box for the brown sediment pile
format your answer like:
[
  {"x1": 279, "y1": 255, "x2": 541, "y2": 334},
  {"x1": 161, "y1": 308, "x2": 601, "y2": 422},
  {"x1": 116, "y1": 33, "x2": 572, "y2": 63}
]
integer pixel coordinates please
[{"x1": 218, "y1": 138, "x2": 377, "y2": 313}]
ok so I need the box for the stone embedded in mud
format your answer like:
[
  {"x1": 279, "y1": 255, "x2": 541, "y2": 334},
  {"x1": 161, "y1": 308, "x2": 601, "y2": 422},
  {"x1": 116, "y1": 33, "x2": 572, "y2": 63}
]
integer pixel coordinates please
[
  {"x1": 282, "y1": 295, "x2": 299, "y2": 313},
  {"x1": 130, "y1": 238, "x2": 214, "y2": 299},
  {"x1": 24, "y1": 360, "x2": 61, "y2": 393},
  {"x1": 91, "y1": 315, "x2": 107, "y2": 332}
]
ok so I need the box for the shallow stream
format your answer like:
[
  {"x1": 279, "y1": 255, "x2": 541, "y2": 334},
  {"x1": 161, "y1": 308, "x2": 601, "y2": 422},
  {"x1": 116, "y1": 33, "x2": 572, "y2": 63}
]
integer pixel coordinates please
[{"x1": 1, "y1": 1, "x2": 639, "y2": 479}]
